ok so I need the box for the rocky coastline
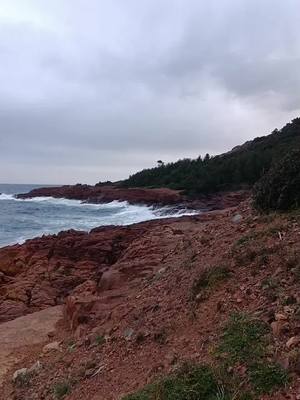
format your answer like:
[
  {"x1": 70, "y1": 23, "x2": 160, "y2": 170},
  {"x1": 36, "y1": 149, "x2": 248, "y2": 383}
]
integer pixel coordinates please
[
  {"x1": 2, "y1": 190, "x2": 300, "y2": 399},
  {"x1": 16, "y1": 183, "x2": 250, "y2": 211}
]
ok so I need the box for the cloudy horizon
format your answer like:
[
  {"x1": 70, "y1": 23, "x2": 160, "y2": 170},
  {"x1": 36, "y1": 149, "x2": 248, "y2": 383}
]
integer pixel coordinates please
[{"x1": 1, "y1": 0, "x2": 300, "y2": 185}]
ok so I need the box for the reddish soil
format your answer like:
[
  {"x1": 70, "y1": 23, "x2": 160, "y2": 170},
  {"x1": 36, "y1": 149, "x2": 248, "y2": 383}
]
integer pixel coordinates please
[{"x1": 1, "y1": 201, "x2": 300, "y2": 399}]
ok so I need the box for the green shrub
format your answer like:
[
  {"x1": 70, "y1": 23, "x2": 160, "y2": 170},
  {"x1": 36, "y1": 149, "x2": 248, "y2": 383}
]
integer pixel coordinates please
[
  {"x1": 217, "y1": 313, "x2": 269, "y2": 363},
  {"x1": 53, "y1": 381, "x2": 71, "y2": 399},
  {"x1": 249, "y1": 362, "x2": 289, "y2": 394},
  {"x1": 253, "y1": 149, "x2": 300, "y2": 212},
  {"x1": 123, "y1": 364, "x2": 223, "y2": 400}
]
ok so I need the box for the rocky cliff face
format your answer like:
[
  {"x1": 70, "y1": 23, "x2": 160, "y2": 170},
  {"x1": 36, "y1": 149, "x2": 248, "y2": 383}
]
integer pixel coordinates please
[{"x1": 0, "y1": 218, "x2": 182, "y2": 323}]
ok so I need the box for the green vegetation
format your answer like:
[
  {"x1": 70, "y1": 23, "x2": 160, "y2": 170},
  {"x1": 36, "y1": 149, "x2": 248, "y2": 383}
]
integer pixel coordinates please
[
  {"x1": 217, "y1": 313, "x2": 288, "y2": 395},
  {"x1": 14, "y1": 370, "x2": 34, "y2": 387},
  {"x1": 191, "y1": 265, "x2": 231, "y2": 299},
  {"x1": 249, "y1": 363, "x2": 289, "y2": 394},
  {"x1": 231, "y1": 233, "x2": 274, "y2": 269},
  {"x1": 123, "y1": 118, "x2": 300, "y2": 195},
  {"x1": 95, "y1": 334, "x2": 105, "y2": 346},
  {"x1": 124, "y1": 313, "x2": 288, "y2": 400},
  {"x1": 123, "y1": 364, "x2": 223, "y2": 400},
  {"x1": 217, "y1": 313, "x2": 269, "y2": 363},
  {"x1": 53, "y1": 381, "x2": 71, "y2": 399},
  {"x1": 253, "y1": 149, "x2": 300, "y2": 212}
]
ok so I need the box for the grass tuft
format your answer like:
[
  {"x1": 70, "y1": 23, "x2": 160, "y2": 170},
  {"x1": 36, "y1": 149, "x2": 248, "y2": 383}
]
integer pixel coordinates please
[
  {"x1": 124, "y1": 313, "x2": 289, "y2": 400},
  {"x1": 53, "y1": 380, "x2": 71, "y2": 399},
  {"x1": 123, "y1": 364, "x2": 223, "y2": 400},
  {"x1": 249, "y1": 362, "x2": 289, "y2": 394},
  {"x1": 191, "y1": 265, "x2": 231, "y2": 299},
  {"x1": 217, "y1": 313, "x2": 269, "y2": 364},
  {"x1": 95, "y1": 334, "x2": 105, "y2": 346}
]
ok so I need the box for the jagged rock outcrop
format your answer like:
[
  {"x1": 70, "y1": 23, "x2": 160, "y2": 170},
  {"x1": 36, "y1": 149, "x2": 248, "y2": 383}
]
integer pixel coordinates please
[{"x1": 0, "y1": 217, "x2": 195, "y2": 323}]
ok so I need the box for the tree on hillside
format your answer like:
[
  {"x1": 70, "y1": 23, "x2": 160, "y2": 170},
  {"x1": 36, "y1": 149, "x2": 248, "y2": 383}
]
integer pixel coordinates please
[
  {"x1": 253, "y1": 149, "x2": 300, "y2": 212},
  {"x1": 123, "y1": 118, "x2": 300, "y2": 195}
]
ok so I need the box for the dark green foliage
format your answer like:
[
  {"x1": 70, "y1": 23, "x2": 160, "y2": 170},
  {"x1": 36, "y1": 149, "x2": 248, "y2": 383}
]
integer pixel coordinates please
[
  {"x1": 123, "y1": 364, "x2": 223, "y2": 400},
  {"x1": 123, "y1": 118, "x2": 300, "y2": 195},
  {"x1": 249, "y1": 363, "x2": 289, "y2": 394},
  {"x1": 53, "y1": 381, "x2": 71, "y2": 399},
  {"x1": 217, "y1": 313, "x2": 269, "y2": 363},
  {"x1": 253, "y1": 149, "x2": 300, "y2": 212}
]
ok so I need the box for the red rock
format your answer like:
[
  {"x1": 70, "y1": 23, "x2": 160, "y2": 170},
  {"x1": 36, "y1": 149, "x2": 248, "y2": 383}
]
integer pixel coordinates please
[
  {"x1": 17, "y1": 185, "x2": 183, "y2": 206},
  {"x1": 17, "y1": 184, "x2": 249, "y2": 210},
  {"x1": 275, "y1": 313, "x2": 288, "y2": 321},
  {"x1": 271, "y1": 321, "x2": 289, "y2": 337},
  {"x1": 63, "y1": 295, "x2": 99, "y2": 331},
  {"x1": 286, "y1": 336, "x2": 300, "y2": 349}
]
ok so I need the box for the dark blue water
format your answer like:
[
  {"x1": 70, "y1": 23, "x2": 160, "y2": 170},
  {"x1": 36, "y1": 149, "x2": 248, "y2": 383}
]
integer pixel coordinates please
[{"x1": 0, "y1": 184, "x2": 196, "y2": 248}]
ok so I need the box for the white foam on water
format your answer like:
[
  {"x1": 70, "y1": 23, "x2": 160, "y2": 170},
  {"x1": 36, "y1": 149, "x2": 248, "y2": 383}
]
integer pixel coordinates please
[
  {"x1": 0, "y1": 193, "x2": 198, "y2": 217},
  {"x1": 0, "y1": 193, "x2": 199, "y2": 247},
  {"x1": 0, "y1": 193, "x2": 131, "y2": 209},
  {"x1": 0, "y1": 193, "x2": 15, "y2": 200}
]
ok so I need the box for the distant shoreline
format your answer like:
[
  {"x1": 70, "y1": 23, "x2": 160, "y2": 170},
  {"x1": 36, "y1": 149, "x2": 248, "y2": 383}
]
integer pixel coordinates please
[{"x1": 17, "y1": 183, "x2": 250, "y2": 211}]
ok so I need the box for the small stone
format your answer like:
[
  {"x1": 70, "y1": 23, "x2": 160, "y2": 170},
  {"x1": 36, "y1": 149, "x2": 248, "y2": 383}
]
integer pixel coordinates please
[
  {"x1": 275, "y1": 313, "x2": 288, "y2": 321},
  {"x1": 273, "y1": 267, "x2": 282, "y2": 277},
  {"x1": 286, "y1": 336, "x2": 300, "y2": 349},
  {"x1": 29, "y1": 361, "x2": 42, "y2": 373},
  {"x1": 232, "y1": 214, "x2": 242, "y2": 224},
  {"x1": 84, "y1": 368, "x2": 95, "y2": 378},
  {"x1": 284, "y1": 306, "x2": 295, "y2": 315},
  {"x1": 271, "y1": 321, "x2": 289, "y2": 336},
  {"x1": 123, "y1": 328, "x2": 134, "y2": 341},
  {"x1": 12, "y1": 368, "x2": 28, "y2": 382},
  {"x1": 157, "y1": 267, "x2": 166, "y2": 275},
  {"x1": 42, "y1": 341, "x2": 61, "y2": 353}
]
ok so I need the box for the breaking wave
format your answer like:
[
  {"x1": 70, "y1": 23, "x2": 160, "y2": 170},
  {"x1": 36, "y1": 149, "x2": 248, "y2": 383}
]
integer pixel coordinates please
[{"x1": 0, "y1": 190, "x2": 198, "y2": 247}]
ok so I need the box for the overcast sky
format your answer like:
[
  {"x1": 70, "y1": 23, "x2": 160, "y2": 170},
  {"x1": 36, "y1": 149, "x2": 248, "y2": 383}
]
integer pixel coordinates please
[{"x1": 1, "y1": 0, "x2": 300, "y2": 184}]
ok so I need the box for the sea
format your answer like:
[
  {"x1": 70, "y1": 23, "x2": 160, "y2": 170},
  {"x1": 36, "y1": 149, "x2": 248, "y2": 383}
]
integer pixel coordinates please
[{"x1": 0, "y1": 183, "x2": 197, "y2": 248}]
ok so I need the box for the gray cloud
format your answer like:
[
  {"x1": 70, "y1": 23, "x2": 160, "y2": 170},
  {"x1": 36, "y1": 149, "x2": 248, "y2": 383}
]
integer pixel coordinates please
[{"x1": 0, "y1": 0, "x2": 300, "y2": 184}]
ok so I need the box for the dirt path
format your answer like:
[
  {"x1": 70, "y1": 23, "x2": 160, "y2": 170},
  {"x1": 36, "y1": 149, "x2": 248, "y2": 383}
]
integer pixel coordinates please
[{"x1": 0, "y1": 305, "x2": 62, "y2": 386}]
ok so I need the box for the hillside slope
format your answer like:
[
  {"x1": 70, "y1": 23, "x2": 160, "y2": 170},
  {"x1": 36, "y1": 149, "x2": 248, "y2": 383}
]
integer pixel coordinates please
[
  {"x1": 1, "y1": 203, "x2": 300, "y2": 399},
  {"x1": 124, "y1": 118, "x2": 300, "y2": 195}
]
